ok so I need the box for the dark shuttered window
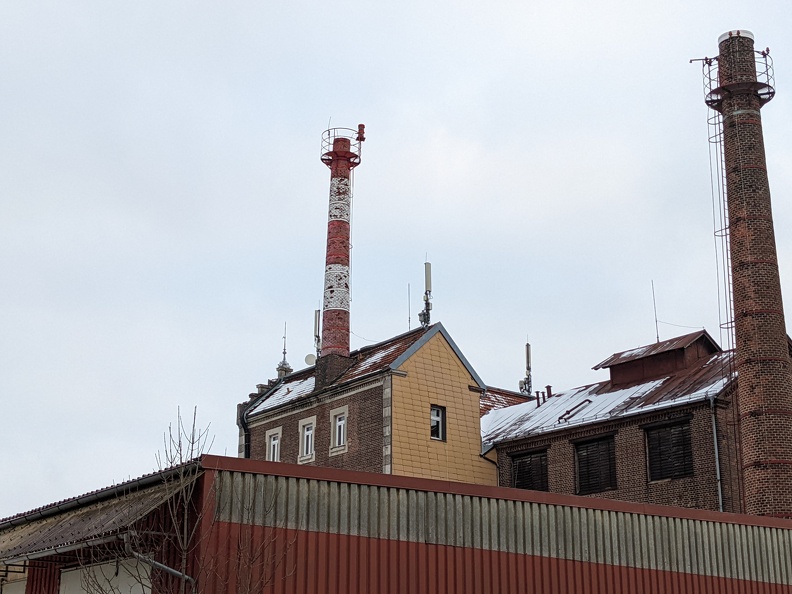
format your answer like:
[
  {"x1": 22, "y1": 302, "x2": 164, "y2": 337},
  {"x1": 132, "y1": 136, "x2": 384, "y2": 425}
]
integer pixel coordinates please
[
  {"x1": 512, "y1": 451, "x2": 549, "y2": 491},
  {"x1": 646, "y1": 422, "x2": 693, "y2": 481},
  {"x1": 575, "y1": 436, "x2": 617, "y2": 495}
]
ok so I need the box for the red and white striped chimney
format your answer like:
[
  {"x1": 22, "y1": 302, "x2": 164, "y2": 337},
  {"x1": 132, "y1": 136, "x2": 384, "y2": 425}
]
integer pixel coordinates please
[{"x1": 319, "y1": 125, "x2": 365, "y2": 358}]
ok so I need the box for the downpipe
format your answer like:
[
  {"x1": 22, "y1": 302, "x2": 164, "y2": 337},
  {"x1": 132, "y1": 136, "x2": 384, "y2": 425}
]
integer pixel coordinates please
[
  {"x1": 709, "y1": 394, "x2": 724, "y2": 512},
  {"x1": 123, "y1": 532, "x2": 195, "y2": 593}
]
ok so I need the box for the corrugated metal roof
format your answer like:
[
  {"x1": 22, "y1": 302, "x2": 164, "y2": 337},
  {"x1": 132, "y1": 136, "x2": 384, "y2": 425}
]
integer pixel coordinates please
[
  {"x1": 0, "y1": 462, "x2": 199, "y2": 528},
  {"x1": 482, "y1": 350, "x2": 734, "y2": 451},
  {"x1": 0, "y1": 481, "x2": 181, "y2": 563},
  {"x1": 592, "y1": 330, "x2": 717, "y2": 369},
  {"x1": 480, "y1": 386, "x2": 532, "y2": 416}
]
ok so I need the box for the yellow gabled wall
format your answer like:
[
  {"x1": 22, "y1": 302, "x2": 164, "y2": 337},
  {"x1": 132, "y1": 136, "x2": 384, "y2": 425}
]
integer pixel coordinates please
[{"x1": 390, "y1": 331, "x2": 497, "y2": 485}]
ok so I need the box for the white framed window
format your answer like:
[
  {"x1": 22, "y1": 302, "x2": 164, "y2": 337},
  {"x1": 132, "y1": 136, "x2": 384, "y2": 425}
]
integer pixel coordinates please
[
  {"x1": 265, "y1": 427, "x2": 282, "y2": 462},
  {"x1": 430, "y1": 405, "x2": 446, "y2": 441},
  {"x1": 329, "y1": 405, "x2": 349, "y2": 456},
  {"x1": 298, "y1": 416, "x2": 316, "y2": 464}
]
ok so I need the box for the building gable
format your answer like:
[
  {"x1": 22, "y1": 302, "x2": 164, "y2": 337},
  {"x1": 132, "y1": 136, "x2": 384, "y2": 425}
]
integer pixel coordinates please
[{"x1": 389, "y1": 330, "x2": 496, "y2": 485}]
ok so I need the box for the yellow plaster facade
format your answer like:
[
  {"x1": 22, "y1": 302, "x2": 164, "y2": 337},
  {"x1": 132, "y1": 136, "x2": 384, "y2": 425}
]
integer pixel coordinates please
[{"x1": 390, "y1": 332, "x2": 497, "y2": 485}]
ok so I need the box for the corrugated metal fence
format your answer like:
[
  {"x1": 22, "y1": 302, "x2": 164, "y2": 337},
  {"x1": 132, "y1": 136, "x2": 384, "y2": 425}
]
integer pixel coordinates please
[{"x1": 204, "y1": 465, "x2": 792, "y2": 593}]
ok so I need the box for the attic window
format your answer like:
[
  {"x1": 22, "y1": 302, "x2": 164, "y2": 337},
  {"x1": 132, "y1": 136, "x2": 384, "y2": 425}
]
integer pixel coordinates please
[{"x1": 430, "y1": 405, "x2": 446, "y2": 441}]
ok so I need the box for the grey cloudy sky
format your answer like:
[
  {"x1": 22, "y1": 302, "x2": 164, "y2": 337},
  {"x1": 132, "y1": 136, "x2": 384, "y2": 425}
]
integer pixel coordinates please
[{"x1": 2, "y1": 1, "x2": 791, "y2": 517}]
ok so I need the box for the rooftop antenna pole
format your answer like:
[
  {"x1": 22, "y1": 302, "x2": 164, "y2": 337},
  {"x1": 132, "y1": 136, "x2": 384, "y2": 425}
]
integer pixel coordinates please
[
  {"x1": 418, "y1": 261, "x2": 432, "y2": 328},
  {"x1": 313, "y1": 309, "x2": 321, "y2": 356},
  {"x1": 652, "y1": 280, "x2": 660, "y2": 343},
  {"x1": 519, "y1": 339, "x2": 533, "y2": 396},
  {"x1": 408, "y1": 283, "x2": 411, "y2": 330}
]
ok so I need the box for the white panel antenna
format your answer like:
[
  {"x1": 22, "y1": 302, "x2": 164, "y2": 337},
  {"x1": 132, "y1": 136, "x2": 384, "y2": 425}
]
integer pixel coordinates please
[
  {"x1": 519, "y1": 339, "x2": 533, "y2": 395},
  {"x1": 313, "y1": 309, "x2": 321, "y2": 356},
  {"x1": 418, "y1": 261, "x2": 433, "y2": 328}
]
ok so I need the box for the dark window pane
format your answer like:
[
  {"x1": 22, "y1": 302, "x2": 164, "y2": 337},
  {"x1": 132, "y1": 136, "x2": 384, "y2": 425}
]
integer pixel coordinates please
[
  {"x1": 647, "y1": 422, "x2": 693, "y2": 481},
  {"x1": 576, "y1": 437, "x2": 616, "y2": 495},
  {"x1": 513, "y1": 451, "x2": 548, "y2": 491}
]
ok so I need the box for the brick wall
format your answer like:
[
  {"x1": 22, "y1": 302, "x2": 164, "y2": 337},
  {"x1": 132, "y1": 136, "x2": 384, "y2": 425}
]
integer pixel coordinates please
[
  {"x1": 497, "y1": 402, "x2": 740, "y2": 512},
  {"x1": 247, "y1": 380, "x2": 385, "y2": 473},
  {"x1": 718, "y1": 32, "x2": 792, "y2": 516}
]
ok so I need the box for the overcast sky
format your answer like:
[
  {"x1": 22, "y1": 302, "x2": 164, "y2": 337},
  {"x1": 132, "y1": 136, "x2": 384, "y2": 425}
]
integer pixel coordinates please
[{"x1": 2, "y1": 1, "x2": 791, "y2": 518}]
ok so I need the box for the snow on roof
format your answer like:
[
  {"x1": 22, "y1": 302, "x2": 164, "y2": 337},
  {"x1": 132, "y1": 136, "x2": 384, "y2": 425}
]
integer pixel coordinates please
[
  {"x1": 480, "y1": 386, "x2": 532, "y2": 416},
  {"x1": 482, "y1": 350, "x2": 733, "y2": 452},
  {"x1": 246, "y1": 325, "x2": 434, "y2": 417},
  {"x1": 247, "y1": 374, "x2": 316, "y2": 415}
]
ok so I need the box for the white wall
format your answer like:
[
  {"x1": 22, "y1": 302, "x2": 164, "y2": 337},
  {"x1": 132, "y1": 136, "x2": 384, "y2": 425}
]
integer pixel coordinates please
[
  {"x1": 59, "y1": 560, "x2": 149, "y2": 594},
  {"x1": 2, "y1": 579, "x2": 26, "y2": 594}
]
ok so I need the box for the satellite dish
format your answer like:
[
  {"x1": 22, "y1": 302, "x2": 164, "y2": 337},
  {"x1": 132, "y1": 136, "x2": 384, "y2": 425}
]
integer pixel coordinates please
[{"x1": 305, "y1": 354, "x2": 317, "y2": 366}]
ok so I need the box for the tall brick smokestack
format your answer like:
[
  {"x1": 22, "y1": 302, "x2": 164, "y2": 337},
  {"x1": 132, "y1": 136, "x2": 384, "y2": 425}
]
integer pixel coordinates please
[
  {"x1": 710, "y1": 31, "x2": 792, "y2": 517},
  {"x1": 319, "y1": 126, "x2": 365, "y2": 358}
]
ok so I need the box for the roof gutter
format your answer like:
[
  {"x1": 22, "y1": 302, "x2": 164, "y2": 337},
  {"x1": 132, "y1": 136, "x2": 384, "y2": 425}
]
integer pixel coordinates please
[
  {"x1": 709, "y1": 394, "x2": 724, "y2": 512},
  {"x1": 1, "y1": 535, "x2": 121, "y2": 566}
]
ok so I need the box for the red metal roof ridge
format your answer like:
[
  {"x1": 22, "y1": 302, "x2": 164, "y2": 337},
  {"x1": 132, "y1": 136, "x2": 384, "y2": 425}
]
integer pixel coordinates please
[
  {"x1": 485, "y1": 385, "x2": 529, "y2": 397},
  {"x1": 592, "y1": 329, "x2": 718, "y2": 370},
  {"x1": 260, "y1": 325, "x2": 431, "y2": 384},
  {"x1": 351, "y1": 323, "x2": 431, "y2": 358}
]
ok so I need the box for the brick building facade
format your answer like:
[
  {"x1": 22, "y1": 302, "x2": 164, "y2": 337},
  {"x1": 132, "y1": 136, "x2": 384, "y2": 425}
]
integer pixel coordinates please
[
  {"x1": 238, "y1": 323, "x2": 498, "y2": 486},
  {"x1": 236, "y1": 31, "x2": 792, "y2": 517},
  {"x1": 482, "y1": 331, "x2": 746, "y2": 513}
]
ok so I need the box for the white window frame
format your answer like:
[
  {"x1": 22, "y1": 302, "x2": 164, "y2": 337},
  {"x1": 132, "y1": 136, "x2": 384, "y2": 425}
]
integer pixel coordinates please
[
  {"x1": 329, "y1": 405, "x2": 349, "y2": 456},
  {"x1": 430, "y1": 404, "x2": 446, "y2": 441},
  {"x1": 298, "y1": 416, "x2": 316, "y2": 464},
  {"x1": 265, "y1": 426, "x2": 282, "y2": 462}
]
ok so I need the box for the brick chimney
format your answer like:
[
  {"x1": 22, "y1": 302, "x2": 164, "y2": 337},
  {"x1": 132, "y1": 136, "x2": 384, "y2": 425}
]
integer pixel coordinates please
[
  {"x1": 711, "y1": 31, "x2": 792, "y2": 517},
  {"x1": 316, "y1": 126, "x2": 364, "y2": 376}
]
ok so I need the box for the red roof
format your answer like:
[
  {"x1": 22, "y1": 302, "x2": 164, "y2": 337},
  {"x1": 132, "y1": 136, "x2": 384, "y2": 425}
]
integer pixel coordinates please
[
  {"x1": 592, "y1": 330, "x2": 719, "y2": 370},
  {"x1": 247, "y1": 323, "x2": 486, "y2": 418},
  {"x1": 482, "y1": 348, "x2": 735, "y2": 449},
  {"x1": 480, "y1": 386, "x2": 532, "y2": 416},
  {"x1": 247, "y1": 325, "x2": 434, "y2": 417}
]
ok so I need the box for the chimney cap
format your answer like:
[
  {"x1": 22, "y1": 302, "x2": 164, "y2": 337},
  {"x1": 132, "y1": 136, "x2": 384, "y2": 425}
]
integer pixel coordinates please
[{"x1": 718, "y1": 30, "x2": 754, "y2": 44}]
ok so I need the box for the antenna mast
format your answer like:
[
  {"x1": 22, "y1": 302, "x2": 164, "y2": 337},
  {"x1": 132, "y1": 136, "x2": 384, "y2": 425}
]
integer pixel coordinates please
[
  {"x1": 519, "y1": 340, "x2": 533, "y2": 395},
  {"x1": 408, "y1": 283, "x2": 411, "y2": 330},
  {"x1": 313, "y1": 309, "x2": 321, "y2": 356},
  {"x1": 651, "y1": 280, "x2": 660, "y2": 343},
  {"x1": 418, "y1": 261, "x2": 432, "y2": 328}
]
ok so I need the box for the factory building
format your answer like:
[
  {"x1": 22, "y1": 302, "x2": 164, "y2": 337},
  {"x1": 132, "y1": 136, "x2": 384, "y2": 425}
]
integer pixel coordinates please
[{"x1": 242, "y1": 31, "x2": 792, "y2": 520}]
